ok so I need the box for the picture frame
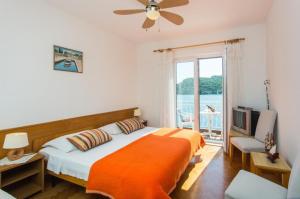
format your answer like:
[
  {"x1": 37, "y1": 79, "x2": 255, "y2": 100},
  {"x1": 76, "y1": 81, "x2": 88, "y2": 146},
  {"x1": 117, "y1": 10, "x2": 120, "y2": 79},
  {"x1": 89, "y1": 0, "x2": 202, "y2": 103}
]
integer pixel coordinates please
[{"x1": 53, "y1": 45, "x2": 83, "y2": 73}]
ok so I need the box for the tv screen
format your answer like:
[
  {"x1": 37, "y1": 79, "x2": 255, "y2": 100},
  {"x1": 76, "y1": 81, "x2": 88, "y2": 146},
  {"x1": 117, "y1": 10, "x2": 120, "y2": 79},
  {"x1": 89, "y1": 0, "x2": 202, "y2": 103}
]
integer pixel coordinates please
[{"x1": 233, "y1": 110, "x2": 247, "y2": 130}]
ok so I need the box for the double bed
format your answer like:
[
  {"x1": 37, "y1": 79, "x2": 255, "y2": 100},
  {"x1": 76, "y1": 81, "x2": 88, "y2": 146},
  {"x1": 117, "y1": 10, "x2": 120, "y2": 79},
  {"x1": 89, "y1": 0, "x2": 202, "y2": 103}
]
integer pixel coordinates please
[{"x1": 40, "y1": 126, "x2": 205, "y2": 199}]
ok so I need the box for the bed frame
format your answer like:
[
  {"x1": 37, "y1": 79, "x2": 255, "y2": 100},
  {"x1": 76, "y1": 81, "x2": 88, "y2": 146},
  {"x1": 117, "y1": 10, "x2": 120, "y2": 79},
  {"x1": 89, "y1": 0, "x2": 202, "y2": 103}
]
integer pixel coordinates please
[{"x1": 0, "y1": 108, "x2": 136, "y2": 187}]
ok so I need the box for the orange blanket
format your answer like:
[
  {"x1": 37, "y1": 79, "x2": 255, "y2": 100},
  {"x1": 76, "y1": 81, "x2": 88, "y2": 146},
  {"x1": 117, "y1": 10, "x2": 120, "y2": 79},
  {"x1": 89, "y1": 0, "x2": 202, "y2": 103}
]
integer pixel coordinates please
[{"x1": 86, "y1": 128, "x2": 205, "y2": 199}]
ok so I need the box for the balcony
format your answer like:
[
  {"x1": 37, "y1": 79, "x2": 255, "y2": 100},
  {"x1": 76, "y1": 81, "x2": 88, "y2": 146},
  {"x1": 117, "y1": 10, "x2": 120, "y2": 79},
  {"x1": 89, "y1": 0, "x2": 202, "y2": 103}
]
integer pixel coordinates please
[{"x1": 177, "y1": 96, "x2": 223, "y2": 145}]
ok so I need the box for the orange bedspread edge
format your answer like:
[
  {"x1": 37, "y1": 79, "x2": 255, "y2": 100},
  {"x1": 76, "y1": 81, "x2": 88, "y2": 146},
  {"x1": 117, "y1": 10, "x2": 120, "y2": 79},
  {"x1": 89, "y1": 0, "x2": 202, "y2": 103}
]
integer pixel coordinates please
[{"x1": 86, "y1": 128, "x2": 205, "y2": 199}]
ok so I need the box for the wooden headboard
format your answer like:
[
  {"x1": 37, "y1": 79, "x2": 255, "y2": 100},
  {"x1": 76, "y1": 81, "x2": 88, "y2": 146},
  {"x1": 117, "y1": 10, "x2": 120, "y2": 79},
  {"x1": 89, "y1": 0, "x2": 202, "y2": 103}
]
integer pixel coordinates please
[{"x1": 0, "y1": 108, "x2": 136, "y2": 158}]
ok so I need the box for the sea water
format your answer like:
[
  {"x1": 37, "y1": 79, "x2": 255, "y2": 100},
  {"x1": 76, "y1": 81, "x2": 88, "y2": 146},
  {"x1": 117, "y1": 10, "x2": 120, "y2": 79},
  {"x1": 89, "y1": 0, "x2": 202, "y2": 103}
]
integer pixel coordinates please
[{"x1": 177, "y1": 94, "x2": 223, "y2": 130}]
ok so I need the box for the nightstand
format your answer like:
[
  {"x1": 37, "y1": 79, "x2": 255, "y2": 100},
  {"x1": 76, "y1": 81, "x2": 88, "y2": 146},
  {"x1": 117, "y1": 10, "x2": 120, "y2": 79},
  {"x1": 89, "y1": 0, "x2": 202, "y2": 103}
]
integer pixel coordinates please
[{"x1": 0, "y1": 153, "x2": 44, "y2": 199}]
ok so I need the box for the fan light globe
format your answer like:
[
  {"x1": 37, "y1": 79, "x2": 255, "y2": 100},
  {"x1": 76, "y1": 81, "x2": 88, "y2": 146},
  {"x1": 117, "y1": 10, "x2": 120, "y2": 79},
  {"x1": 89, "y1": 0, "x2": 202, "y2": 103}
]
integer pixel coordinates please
[{"x1": 146, "y1": 7, "x2": 160, "y2": 20}]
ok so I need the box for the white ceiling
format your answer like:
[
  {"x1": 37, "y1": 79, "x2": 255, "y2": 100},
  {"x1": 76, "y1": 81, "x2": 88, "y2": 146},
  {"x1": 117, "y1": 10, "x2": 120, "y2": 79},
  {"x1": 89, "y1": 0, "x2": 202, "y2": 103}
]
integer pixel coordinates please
[{"x1": 46, "y1": 0, "x2": 273, "y2": 43}]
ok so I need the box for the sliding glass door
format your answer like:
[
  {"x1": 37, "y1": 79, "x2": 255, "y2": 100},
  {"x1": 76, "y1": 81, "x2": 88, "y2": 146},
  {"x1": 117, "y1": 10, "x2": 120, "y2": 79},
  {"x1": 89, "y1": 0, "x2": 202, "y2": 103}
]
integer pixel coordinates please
[
  {"x1": 199, "y1": 58, "x2": 224, "y2": 145},
  {"x1": 176, "y1": 57, "x2": 224, "y2": 145},
  {"x1": 176, "y1": 61, "x2": 195, "y2": 129}
]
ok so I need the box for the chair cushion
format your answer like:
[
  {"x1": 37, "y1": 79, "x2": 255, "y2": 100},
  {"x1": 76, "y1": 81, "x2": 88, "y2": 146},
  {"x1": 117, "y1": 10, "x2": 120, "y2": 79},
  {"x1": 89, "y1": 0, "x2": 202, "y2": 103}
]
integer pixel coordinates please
[
  {"x1": 231, "y1": 137, "x2": 265, "y2": 153},
  {"x1": 287, "y1": 153, "x2": 300, "y2": 199},
  {"x1": 225, "y1": 170, "x2": 287, "y2": 199},
  {"x1": 255, "y1": 110, "x2": 277, "y2": 142}
]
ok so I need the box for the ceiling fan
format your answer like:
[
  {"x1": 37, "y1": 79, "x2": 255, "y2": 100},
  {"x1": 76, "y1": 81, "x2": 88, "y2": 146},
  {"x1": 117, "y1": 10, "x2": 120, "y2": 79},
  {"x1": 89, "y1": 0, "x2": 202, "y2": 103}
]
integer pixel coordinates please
[{"x1": 113, "y1": 0, "x2": 189, "y2": 29}]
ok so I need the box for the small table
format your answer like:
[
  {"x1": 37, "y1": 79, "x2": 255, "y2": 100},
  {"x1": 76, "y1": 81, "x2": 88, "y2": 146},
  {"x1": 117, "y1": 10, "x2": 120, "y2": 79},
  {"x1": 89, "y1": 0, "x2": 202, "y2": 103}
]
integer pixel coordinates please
[
  {"x1": 250, "y1": 152, "x2": 291, "y2": 188},
  {"x1": 0, "y1": 153, "x2": 44, "y2": 198},
  {"x1": 200, "y1": 111, "x2": 221, "y2": 138}
]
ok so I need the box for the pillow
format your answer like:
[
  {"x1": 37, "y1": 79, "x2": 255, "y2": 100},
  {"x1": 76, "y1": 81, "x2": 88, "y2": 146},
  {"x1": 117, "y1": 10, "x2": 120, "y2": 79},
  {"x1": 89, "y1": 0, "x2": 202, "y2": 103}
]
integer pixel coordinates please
[
  {"x1": 99, "y1": 123, "x2": 123, "y2": 135},
  {"x1": 116, "y1": 118, "x2": 145, "y2": 135},
  {"x1": 67, "y1": 129, "x2": 112, "y2": 152},
  {"x1": 42, "y1": 132, "x2": 81, "y2": 153}
]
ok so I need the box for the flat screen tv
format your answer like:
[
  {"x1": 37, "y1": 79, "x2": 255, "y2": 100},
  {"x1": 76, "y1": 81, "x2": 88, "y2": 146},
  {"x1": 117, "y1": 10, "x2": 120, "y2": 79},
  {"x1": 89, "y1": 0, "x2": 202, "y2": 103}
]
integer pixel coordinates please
[{"x1": 232, "y1": 107, "x2": 252, "y2": 136}]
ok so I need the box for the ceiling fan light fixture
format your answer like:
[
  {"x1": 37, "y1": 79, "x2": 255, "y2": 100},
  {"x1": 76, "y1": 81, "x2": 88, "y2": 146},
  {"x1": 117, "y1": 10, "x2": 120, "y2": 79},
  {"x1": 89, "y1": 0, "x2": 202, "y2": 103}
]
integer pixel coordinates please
[
  {"x1": 146, "y1": 6, "x2": 160, "y2": 20},
  {"x1": 113, "y1": 0, "x2": 188, "y2": 29}
]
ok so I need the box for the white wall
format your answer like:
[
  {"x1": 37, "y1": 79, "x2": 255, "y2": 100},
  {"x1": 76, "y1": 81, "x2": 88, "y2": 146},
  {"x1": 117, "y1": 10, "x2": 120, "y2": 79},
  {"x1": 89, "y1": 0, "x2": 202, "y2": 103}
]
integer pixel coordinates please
[
  {"x1": 0, "y1": 0, "x2": 138, "y2": 129},
  {"x1": 267, "y1": 0, "x2": 300, "y2": 164},
  {"x1": 137, "y1": 24, "x2": 267, "y2": 127}
]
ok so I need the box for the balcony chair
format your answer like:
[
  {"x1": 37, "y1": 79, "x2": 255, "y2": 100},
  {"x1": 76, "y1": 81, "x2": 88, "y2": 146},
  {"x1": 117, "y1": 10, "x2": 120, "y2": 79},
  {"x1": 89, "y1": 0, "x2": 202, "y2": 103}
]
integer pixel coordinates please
[
  {"x1": 230, "y1": 110, "x2": 277, "y2": 169},
  {"x1": 225, "y1": 153, "x2": 300, "y2": 199},
  {"x1": 177, "y1": 110, "x2": 194, "y2": 129}
]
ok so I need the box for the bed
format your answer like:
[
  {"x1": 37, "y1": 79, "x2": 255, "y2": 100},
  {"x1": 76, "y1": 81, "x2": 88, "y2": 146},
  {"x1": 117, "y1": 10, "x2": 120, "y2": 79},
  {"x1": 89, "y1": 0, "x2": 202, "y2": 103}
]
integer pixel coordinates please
[{"x1": 40, "y1": 126, "x2": 205, "y2": 199}]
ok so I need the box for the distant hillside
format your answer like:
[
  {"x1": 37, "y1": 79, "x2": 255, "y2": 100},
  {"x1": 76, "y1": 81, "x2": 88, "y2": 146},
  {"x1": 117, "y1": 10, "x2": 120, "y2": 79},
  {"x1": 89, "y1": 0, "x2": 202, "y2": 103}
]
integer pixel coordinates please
[{"x1": 177, "y1": 75, "x2": 223, "y2": 95}]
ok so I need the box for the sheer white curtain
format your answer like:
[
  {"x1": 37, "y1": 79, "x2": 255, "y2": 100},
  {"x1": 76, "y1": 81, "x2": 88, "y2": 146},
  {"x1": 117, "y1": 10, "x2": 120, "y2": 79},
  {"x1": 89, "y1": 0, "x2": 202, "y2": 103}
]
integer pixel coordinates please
[
  {"x1": 225, "y1": 42, "x2": 243, "y2": 151},
  {"x1": 159, "y1": 50, "x2": 176, "y2": 128}
]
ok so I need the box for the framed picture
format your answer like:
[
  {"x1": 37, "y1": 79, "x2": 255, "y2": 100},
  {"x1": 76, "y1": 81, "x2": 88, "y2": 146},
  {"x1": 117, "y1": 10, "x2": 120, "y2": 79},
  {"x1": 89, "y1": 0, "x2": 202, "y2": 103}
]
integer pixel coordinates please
[{"x1": 53, "y1": 45, "x2": 83, "y2": 73}]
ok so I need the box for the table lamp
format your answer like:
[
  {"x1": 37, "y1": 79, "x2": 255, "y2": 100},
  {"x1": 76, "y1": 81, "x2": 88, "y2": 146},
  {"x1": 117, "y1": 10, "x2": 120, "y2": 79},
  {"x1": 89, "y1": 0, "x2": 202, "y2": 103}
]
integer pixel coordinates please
[
  {"x1": 3, "y1": 132, "x2": 29, "y2": 161},
  {"x1": 134, "y1": 108, "x2": 142, "y2": 117}
]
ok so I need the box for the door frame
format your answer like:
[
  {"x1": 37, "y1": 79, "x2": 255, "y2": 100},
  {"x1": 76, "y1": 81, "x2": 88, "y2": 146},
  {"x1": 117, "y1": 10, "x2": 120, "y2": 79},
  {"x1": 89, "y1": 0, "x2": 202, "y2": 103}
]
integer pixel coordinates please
[
  {"x1": 175, "y1": 58, "x2": 199, "y2": 131},
  {"x1": 175, "y1": 53, "x2": 227, "y2": 148}
]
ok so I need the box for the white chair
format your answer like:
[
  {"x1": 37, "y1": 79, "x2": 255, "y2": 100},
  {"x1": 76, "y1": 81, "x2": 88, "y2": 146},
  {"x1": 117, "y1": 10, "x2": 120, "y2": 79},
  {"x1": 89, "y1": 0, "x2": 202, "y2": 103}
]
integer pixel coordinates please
[
  {"x1": 225, "y1": 153, "x2": 300, "y2": 199},
  {"x1": 177, "y1": 110, "x2": 194, "y2": 129},
  {"x1": 230, "y1": 110, "x2": 277, "y2": 168}
]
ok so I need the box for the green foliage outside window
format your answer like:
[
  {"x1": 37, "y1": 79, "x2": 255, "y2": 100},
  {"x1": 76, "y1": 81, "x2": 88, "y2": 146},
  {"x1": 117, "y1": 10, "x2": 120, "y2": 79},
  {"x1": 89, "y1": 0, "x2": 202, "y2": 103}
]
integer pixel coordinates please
[{"x1": 177, "y1": 76, "x2": 223, "y2": 95}]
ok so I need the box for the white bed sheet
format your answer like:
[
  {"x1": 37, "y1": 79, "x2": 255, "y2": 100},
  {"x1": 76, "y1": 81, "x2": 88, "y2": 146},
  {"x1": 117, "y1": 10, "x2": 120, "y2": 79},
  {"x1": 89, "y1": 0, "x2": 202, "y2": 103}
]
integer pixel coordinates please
[{"x1": 39, "y1": 127, "x2": 159, "y2": 181}]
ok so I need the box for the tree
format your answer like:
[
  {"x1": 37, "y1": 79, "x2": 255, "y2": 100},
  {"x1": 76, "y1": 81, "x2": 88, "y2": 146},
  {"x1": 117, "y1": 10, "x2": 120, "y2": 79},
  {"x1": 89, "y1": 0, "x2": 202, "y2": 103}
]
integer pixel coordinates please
[{"x1": 177, "y1": 76, "x2": 223, "y2": 95}]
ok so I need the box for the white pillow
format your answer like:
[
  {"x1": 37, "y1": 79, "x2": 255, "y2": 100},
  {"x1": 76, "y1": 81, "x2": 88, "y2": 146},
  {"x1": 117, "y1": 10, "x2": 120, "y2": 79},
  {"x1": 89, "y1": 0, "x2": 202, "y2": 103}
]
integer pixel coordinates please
[
  {"x1": 42, "y1": 132, "x2": 81, "y2": 153},
  {"x1": 99, "y1": 123, "x2": 122, "y2": 135}
]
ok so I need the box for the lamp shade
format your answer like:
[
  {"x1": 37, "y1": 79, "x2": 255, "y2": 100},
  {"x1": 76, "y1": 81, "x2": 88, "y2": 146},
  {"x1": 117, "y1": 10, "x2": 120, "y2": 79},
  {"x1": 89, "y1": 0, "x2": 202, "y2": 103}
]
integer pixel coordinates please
[
  {"x1": 3, "y1": 132, "x2": 29, "y2": 149},
  {"x1": 134, "y1": 108, "x2": 142, "y2": 117}
]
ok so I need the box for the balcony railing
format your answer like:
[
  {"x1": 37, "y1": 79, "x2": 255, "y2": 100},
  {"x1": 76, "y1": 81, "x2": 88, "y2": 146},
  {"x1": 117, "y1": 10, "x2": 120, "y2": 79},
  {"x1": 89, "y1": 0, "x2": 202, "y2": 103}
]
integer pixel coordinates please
[{"x1": 177, "y1": 105, "x2": 223, "y2": 130}]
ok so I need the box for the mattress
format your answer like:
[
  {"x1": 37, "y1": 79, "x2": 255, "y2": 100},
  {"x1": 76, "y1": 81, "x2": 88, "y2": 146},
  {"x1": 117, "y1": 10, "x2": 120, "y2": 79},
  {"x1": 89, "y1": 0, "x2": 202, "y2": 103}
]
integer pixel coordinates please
[{"x1": 39, "y1": 127, "x2": 159, "y2": 181}]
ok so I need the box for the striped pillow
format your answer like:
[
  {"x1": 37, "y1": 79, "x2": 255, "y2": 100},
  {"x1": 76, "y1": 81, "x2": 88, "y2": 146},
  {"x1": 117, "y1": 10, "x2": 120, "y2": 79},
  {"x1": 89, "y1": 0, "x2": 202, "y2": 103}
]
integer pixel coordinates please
[
  {"x1": 116, "y1": 118, "x2": 145, "y2": 134},
  {"x1": 67, "y1": 129, "x2": 112, "y2": 152}
]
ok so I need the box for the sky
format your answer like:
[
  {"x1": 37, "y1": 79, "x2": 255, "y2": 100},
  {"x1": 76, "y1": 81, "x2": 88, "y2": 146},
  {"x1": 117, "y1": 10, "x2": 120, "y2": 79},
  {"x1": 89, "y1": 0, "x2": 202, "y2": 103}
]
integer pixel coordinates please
[{"x1": 176, "y1": 57, "x2": 223, "y2": 83}]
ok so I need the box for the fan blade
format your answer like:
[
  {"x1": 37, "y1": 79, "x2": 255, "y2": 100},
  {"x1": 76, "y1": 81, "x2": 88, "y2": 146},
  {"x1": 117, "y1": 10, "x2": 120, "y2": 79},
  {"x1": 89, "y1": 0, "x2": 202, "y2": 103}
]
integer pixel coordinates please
[
  {"x1": 159, "y1": 0, "x2": 189, "y2": 9},
  {"x1": 136, "y1": 0, "x2": 148, "y2": 5},
  {"x1": 114, "y1": 9, "x2": 145, "y2": 15},
  {"x1": 142, "y1": 18, "x2": 155, "y2": 29},
  {"x1": 160, "y1": 11, "x2": 184, "y2": 25}
]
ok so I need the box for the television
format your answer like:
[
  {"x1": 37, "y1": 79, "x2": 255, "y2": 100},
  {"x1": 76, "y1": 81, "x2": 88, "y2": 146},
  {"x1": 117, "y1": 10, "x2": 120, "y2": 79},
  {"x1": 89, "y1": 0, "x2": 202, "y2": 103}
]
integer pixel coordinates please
[{"x1": 232, "y1": 107, "x2": 252, "y2": 135}]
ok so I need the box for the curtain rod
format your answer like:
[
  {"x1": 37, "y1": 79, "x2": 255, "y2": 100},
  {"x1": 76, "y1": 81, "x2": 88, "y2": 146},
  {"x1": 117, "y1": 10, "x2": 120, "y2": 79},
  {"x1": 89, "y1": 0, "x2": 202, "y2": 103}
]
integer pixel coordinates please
[{"x1": 153, "y1": 38, "x2": 245, "y2": 53}]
